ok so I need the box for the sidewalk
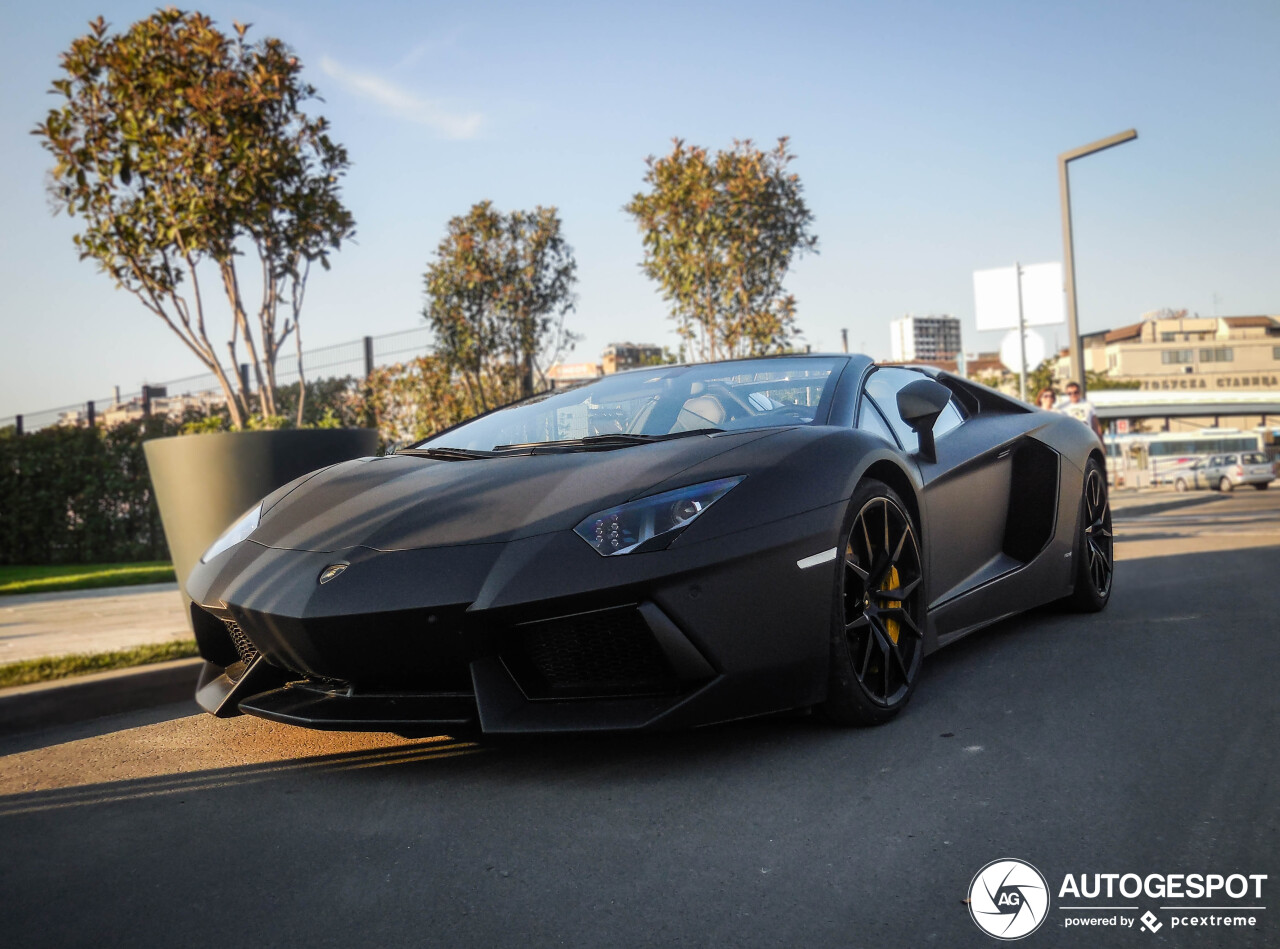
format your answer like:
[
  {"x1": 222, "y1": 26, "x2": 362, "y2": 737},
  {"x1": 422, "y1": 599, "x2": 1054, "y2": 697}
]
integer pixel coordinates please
[{"x1": 0, "y1": 583, "x2": 189, "y2": 665}]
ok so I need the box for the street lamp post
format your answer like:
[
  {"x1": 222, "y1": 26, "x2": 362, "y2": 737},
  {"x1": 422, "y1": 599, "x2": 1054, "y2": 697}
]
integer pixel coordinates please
[{"x1": 1059, "y1": 129, "x2": 1137, "y2": 397}]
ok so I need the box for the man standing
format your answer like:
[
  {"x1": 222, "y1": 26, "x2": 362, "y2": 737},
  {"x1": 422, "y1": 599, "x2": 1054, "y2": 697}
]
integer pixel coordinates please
[{"x1": 1058, "y1": 380, "x2": 1104, "y2": 443}]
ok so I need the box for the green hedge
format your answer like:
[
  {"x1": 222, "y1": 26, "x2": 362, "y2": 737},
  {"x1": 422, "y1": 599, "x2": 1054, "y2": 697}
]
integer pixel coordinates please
[{"x1": 0, "y1": 417, "x2": 178, "y2": 565}]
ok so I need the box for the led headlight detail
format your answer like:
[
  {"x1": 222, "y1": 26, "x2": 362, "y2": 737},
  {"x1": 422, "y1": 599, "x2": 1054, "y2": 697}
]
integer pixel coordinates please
[
  {"x1": 574, "y1": 477, "x2": 744, "y2": 556},
  {"x1": 200, "y1": 503, "x2": 263, "y2": 563}
]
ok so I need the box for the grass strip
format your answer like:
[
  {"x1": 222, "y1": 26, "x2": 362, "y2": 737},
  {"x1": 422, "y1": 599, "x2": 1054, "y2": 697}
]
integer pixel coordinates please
[
  {"x1": 0, "y1": 640, "x2": 199, "y2": 689},
  {"x1": 0, "y1": 562, "x2": 175, "y2": 595}
]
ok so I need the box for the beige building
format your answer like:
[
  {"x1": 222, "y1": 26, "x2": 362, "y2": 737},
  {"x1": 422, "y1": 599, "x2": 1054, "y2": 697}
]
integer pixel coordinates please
[
  {"x1": 546, "y1": 361, "x2": 603, "y2": 386},
  {"x1": 1082, "y1": 313, "x2": 1280, "y2": 393}
]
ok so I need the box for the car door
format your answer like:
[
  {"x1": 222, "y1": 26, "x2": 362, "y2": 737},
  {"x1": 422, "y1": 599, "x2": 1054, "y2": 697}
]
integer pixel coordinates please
[
  {"x1": 1201, "y1": 455, "x2": 1225, "y2": 488},
  {"x1": 1187, "y1": 459, "x2": 1206, "y2": 489},
  {"x1": 859, "y1": 367, "x2": 1020, "y2": 610}
]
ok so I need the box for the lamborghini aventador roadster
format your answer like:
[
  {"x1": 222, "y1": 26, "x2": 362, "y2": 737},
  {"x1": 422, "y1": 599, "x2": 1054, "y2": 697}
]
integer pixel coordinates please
[{"x1": 186, "y1": 354, "x2": 1112, "y2": 734}]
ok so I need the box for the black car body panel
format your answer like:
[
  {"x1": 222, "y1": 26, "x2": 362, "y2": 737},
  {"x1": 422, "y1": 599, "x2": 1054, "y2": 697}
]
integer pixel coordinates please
[{"x1": 186, "y1": 354, "x2": 1107, "y2": 733}]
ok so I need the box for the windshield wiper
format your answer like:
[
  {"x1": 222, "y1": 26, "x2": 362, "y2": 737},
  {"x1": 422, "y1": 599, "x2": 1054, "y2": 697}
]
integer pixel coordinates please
[
  {"x1": 404, "y1": 429, "x2": 726, "y2": 459},
  {"x1": 493, "y1": 429, "x2": 725, "y2": 452},
  {"x1": 397, "y1": 446, "x2": 505, "y2": 461}
]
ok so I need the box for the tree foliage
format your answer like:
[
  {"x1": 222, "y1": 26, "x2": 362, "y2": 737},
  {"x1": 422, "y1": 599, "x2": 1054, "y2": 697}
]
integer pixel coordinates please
[
  {"x1": 625, "y1": 137, "x2": 818, "y2": 361},
  {"x1": 1084, "y1": 370, "x2": 1141, "y2": 391},
  {"x1": 34, "y1": 9, "x2": 355, "y2": 429},
  {"x1": 1027, "y1": 360, "x2": 1057, "y2": 398},
  {"x1": 423, "y1": 202, "x2": 578, "y2": 409},
  {"x1": 361, "y1": 356, "x2": 514, "y2": 448}
]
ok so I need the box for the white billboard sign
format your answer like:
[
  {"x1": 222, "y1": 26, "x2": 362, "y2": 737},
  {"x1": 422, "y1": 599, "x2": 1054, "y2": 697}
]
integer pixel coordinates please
[{"x1": 973, "y1": 262, "x2": 1065, "y2": 332}]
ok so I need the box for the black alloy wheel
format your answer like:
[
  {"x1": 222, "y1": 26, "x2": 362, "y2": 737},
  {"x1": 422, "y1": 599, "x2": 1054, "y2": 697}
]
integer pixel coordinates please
[
  {"x1": 823, "y1": 480, "x2": 926, "y2": 725},
  {"x1": 1067, "y1": 458, "x2": 1113, "y2": 612}
]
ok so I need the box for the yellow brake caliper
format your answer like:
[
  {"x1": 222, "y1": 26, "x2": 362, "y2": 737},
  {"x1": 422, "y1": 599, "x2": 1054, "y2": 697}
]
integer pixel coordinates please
[{"x1": 882, "y1": 565, "x2": 902, "y2": 644}]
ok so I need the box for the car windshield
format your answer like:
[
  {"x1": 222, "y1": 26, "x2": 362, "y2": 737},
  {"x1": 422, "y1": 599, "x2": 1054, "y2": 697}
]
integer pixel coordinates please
[{"x1": 412, "y1": 357, "x2": 844, "y2": 452}]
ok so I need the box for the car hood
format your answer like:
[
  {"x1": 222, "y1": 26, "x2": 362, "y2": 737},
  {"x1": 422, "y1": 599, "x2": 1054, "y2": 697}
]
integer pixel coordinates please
[{"x1": 249, "y1": 430, "x2": 781, "y2": 553}]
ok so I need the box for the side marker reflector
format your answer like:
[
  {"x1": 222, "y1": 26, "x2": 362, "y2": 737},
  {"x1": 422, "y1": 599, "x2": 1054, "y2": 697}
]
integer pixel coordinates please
[{"x1": 797, "y1": 547, "x2": 838, "y2": 570}]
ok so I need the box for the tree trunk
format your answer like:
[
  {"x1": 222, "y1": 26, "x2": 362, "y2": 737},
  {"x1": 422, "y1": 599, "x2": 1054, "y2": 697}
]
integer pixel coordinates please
[{"x1": 294, "y1": 324, "x2": 307, "y2": 427}]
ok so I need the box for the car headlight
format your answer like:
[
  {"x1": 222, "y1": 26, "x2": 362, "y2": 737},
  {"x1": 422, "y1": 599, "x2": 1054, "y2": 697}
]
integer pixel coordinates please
[
  {"x1": 200, "y1": 503, "x2": 263, "y2": 563},
  {"x1": 574, "y1": 477, "x2": 744, "y2": 556}
]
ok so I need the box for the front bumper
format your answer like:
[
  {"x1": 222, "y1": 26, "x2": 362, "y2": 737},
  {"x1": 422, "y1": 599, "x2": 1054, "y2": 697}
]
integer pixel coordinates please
[{"x1": 185, "y1": 502, "x2": 844, "y2": 734}]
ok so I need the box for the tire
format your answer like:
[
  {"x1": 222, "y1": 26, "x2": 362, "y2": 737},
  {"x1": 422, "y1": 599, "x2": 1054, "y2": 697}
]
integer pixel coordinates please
[
  {"x1": 1174, "y1": 478, "x2": 1188, "y2": 493},
  {"x1": 823, "y1": 480, "x2": 926, "y2": 726},
  {"x1": 1254, "y1": 483, "x2": 1268, "y2": 491},
  {"x1": 1066, "y1": 457, "x2": 1114, "y2": 613},
  {"x1": 1219, "y1": 477, "x2": 1233, "y2": 493}
]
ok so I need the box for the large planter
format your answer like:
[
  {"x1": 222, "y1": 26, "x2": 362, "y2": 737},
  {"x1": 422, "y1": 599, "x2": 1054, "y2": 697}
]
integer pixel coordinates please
[{"x1": 144, "y1": 428, "x2": 378, "y2": 593}]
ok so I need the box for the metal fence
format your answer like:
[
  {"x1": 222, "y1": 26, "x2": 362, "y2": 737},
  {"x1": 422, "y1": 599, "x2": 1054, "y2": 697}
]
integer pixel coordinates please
[{"x1": 1, "y1": 326, "x2": 434, "y2": 433}]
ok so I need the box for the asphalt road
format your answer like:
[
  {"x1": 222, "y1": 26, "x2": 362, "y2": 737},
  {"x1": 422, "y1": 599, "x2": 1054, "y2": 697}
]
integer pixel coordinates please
[{"x1": 2, "y1": 490, "x2": 1277, "y2": 948}]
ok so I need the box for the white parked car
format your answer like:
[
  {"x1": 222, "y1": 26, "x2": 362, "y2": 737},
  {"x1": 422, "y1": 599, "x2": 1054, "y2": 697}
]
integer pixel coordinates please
[{"x1": 1200, "y1": 452, "x2": 1274, "y2": 492}]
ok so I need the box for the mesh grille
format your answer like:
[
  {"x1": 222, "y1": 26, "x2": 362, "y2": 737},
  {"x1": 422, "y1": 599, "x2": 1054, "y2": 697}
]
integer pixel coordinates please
[
  {"x1": 223, "y1": 619, "x2": 259, "y2": 666},
  {"x1": 504, "y1": 607, "x2": 678, "y2": 698}
]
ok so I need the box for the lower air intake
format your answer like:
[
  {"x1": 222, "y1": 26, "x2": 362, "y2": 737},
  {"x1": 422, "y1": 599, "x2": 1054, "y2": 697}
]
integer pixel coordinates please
[{"x1": 502, "y1": 606, "x2": 680, "y2": 699}]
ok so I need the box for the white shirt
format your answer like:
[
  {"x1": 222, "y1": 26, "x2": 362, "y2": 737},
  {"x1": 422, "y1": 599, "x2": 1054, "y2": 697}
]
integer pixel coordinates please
[{"x1": 1058, "y1": 398, "x2": 1097, "y2": 429}]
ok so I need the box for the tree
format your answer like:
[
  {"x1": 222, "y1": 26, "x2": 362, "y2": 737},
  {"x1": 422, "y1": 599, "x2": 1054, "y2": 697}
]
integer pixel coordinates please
[
  {"x1": 1084, "y1": 370, "x2": 1141, "y2": 391},
  {"x1": 1028, "y1": 359, "x2": 1057, "y2": 398},
  {"x1": 34, "y1": 10, "x2": 354, "y2": 429},
  {"x1": 423, "y1": 201, "x2": 578, "y2": 409},
  {"x1": 361, "y1": 356, "x2": 481, "y2": 448},
  {"x1": 625, "y1": 137, "x2": 818, "y2": 362}
]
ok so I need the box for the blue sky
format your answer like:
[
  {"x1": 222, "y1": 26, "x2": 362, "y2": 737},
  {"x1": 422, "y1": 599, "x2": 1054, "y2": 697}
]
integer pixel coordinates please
[{"x1": 2, "y1": 0, "x2": 1278, "y2": 417}]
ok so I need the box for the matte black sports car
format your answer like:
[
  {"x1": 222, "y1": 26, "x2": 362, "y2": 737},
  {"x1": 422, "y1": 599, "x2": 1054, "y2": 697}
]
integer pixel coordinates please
[{"x1": 187, "y1": 355, "x2": 1112, "y2": 734}]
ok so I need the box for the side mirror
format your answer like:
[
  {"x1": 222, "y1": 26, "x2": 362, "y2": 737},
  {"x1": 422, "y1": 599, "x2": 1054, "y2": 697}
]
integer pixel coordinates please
[{"x1": 896, "y1": 379, "x2": 952, "y2": 462}]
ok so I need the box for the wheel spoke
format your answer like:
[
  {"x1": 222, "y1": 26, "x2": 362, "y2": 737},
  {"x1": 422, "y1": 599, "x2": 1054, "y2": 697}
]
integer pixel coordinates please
[
  {"x1": 858, "y1": 629, "x2": 874, "y2": 680},
  {"x1": 888, "y1": 639, "x2": 911, "y2": 680},
  {"x1": 869, "y1": 622, "x2": 901, "y2": 699},
  {"x1": 846, "y1": 559, "x2": 869, "y2": 582},
  {"x1": 846, "y1": 614, "x2": 870, "y2": 631},
  {"x1": 872, "y1": 576, "x2": 920, "y2": 602},
  {"x1": 1087, "y1": 531, "x2": 1110, "y2": 589},
  {"x1": 1089, "y1": 540, "x2": 1111, "y2": 587},
  {"x1": 890, "y1": 525, "x2": 908, "y2": 565},
  {"x1": 883, "y1": 605, "x2": 924, "y2": 639}
]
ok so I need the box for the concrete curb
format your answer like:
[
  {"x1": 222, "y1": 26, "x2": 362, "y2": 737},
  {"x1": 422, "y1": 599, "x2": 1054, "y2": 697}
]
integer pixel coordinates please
[
  {"x1": 1110, "y1": 492, "x2": 1229, "y2": 519},
  {"x1": 0, "y1": 657, "x2": 203, "y2": 737},
  {"x1": 0, "y1": 582, "x2": 179, "y2": 607}
]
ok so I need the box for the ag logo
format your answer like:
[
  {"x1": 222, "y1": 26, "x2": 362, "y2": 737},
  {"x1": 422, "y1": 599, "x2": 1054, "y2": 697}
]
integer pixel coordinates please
[{"x1": 968, "y1": 858, "x2": 1050, "y2": 940}]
